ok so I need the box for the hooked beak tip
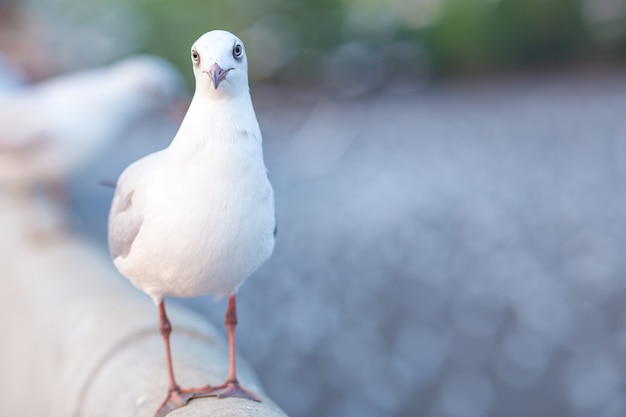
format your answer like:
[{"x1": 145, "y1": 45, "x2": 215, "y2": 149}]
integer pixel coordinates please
[{"x1": 209, "y1": 63, "x2": 224, "y2": 89}]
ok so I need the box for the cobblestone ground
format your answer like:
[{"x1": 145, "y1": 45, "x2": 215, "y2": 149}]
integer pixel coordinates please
[{"x1": 70, "y1": 69, "x2": 626, "y2": 417}]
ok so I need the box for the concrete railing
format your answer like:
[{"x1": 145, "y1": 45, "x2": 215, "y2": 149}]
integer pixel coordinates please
[{"x1": 0, "y1": 195, "x2": 287, "y2": 417}]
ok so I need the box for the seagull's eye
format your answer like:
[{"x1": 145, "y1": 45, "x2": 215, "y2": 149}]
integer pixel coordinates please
[
  {"x1": 191, "y1": 50, "x2": 200, "y2": 64},
  {"x1": 232, "y1": 44, "x2": 243, "y2": 59}
]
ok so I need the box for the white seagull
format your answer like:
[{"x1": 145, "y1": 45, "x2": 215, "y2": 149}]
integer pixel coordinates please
[
  {"x1": 0, "y1": 51, "x2": 27, "y2": 94},
  {"x1": 108, "y1": 30, "x2": 276, "y2": 417},
  {"x1": 0, "y1": 55, "x2": 187, "y2": 233}
]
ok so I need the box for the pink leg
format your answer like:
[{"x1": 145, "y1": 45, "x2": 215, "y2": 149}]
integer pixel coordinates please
[
  {"x1": 44, "y1": 179, "x2": 71, "y2": 234},
  {"x1": 191, "y1": 295, "x2": 261, "y2": 401},
  {"x1": 153, "y1": 301, "x2": 195, "y2": 417}
]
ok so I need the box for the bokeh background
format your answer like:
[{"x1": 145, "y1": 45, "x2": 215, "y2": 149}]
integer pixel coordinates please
[{"x1": 3, "y1": 0, "x2": 626, "y2": 416}]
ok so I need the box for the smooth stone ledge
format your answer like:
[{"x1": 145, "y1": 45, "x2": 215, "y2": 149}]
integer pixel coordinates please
[{"x1": 0, "y1": 194, "x2": 288, "y2": 417}]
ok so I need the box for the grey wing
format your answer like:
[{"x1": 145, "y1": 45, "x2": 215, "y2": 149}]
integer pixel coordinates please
[
  {"x1": 108, "y1": 187, "x2": 140, "y2": 260},
  {"x1": 108, "y1": 150, "x2": 164, "y2": 260}
]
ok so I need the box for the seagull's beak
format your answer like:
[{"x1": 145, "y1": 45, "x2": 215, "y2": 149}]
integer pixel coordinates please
[{"x1": 208, "y1": 63, "x2": 231, "y2": 89}]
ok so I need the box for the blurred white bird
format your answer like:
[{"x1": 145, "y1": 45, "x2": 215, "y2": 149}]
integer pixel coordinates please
[
  {"x1": 0, "y1": 51, "x2": 27, "y2": 93},
  {"x1": 0, "y1": 55, "x2": 188, "y2": 235},
  {"x1": 108, "y1": 31, "x2": 276, "y2": 417}
]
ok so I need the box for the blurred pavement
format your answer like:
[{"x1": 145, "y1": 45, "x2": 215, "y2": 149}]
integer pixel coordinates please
[{"x1": 58, "y1": 68, "x2": 626, "y2": 417}]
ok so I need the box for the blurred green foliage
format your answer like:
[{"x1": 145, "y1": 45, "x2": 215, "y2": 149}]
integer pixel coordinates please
[
  {"x1": 425, "y1": 0, "x2": 591, "y2": 73},
  {"x1": 134, "y1": 0, "x2": 349, "y2": 83},
  {"x1": 119, "y1": 0, "x2": 626, "y2": 82}
]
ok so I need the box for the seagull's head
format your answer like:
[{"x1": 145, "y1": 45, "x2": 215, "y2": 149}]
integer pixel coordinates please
[{"x1": 191, "y1": 30, "x2": 249, "y2": 98}]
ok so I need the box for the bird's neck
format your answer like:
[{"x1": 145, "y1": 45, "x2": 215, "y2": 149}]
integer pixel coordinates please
[{"x1": 169, "y1": 92, "x2": 260, "y2": 152}]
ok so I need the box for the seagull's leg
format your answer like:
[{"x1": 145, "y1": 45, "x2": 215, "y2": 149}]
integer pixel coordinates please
[
  {"x1": 154, "y1": 300, "x2": 195, "y2": 417},
  {"x1": 11, "y1": 181, "x2": 66, "y2": 242},
  {"x1": 160, "y1": 301, "x2": 179, "y2": 392},
  {"x1": 11, "y1": 185, "x2": 41, "y2": 240},
  {"x1": 45, "y1": 179, "x2": 72, "y2": 234},
  {"x1": 190, "y1": 295, "x2": 261, "y2": 402}
]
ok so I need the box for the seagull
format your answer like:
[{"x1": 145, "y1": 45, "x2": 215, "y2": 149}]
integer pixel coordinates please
[
  {"x1": 0, "y1": 55, "x2": 187, "y2": 233},
  {"x1": 0, "y1": 51, "x2": 27, "y2": 94},
  {"x1": 108, "y1": 30, "x2": 276, "y2": 417}
]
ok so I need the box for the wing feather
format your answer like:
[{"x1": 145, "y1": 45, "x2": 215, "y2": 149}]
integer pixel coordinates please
[{"x1": 108, "y1": 150, "x2": 164, "y2": 260}]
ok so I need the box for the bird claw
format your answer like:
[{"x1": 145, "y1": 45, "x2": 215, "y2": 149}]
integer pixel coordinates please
[
  {"x1": 153, "y1": 387, "x2": 195, "y2": 417},
  {"x1": 153, "y1": 382, "x2": 261, "y2": 417},
  {"x1": 190, "y1": 381, "x2": 262, "y2": 402}
]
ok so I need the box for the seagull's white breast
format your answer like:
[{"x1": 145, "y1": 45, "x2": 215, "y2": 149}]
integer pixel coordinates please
[{"x1": 114, "y1": 131, "x2": 275, "y2": 302}]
